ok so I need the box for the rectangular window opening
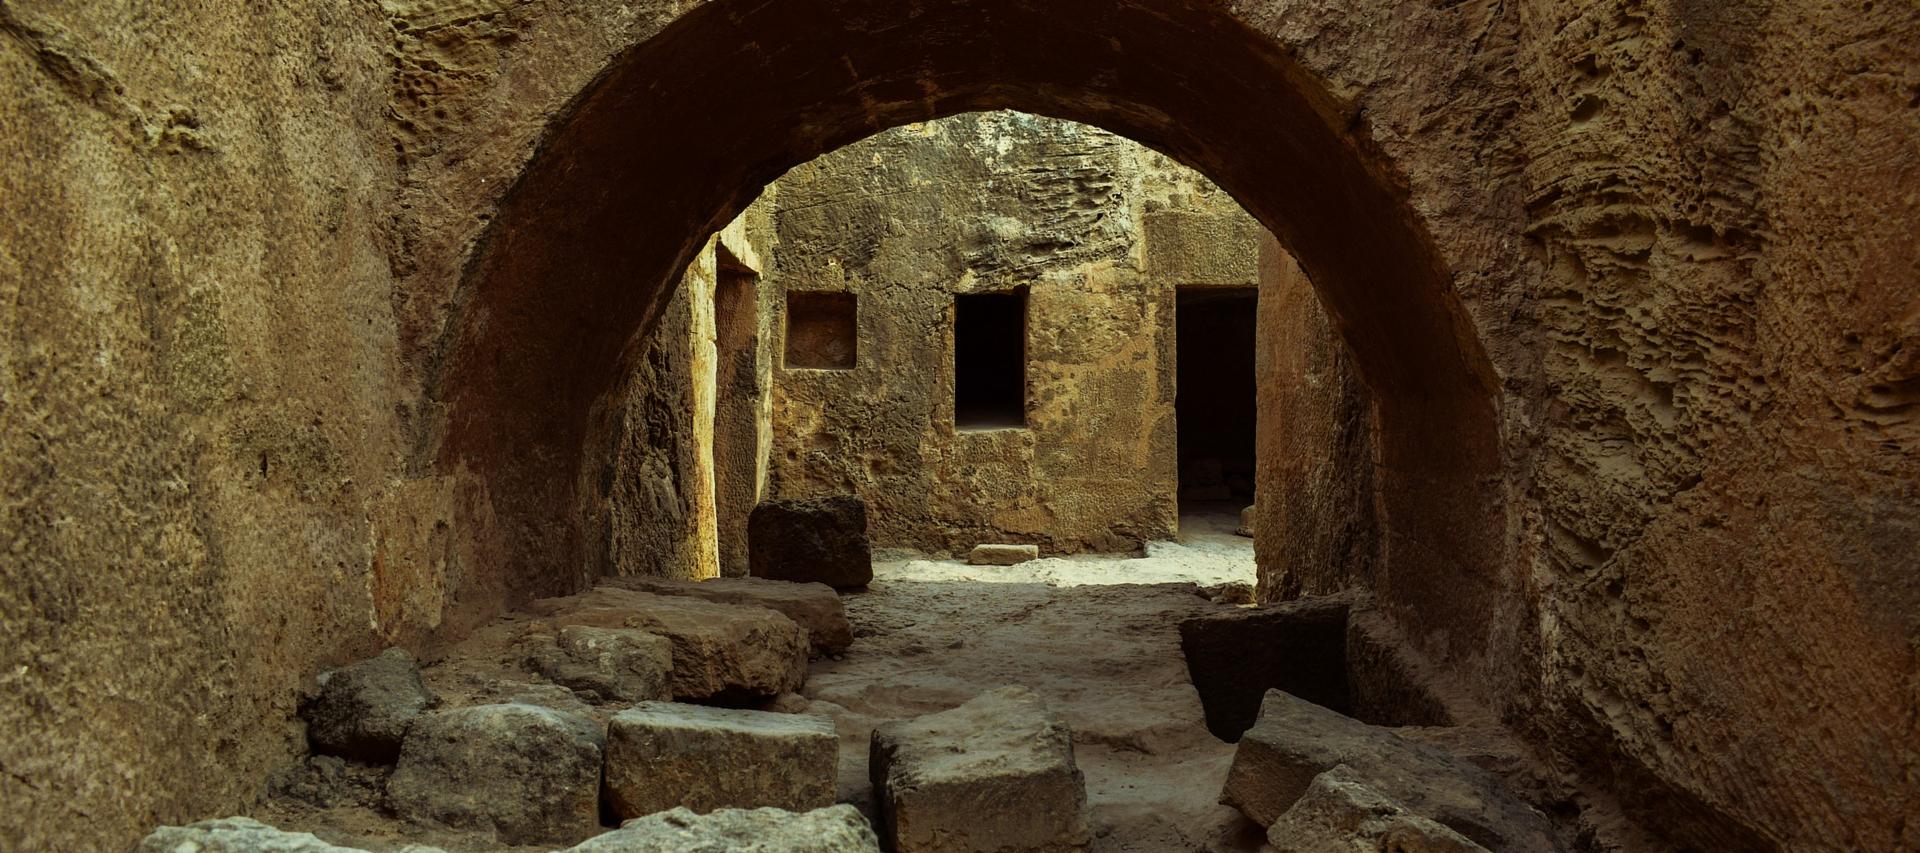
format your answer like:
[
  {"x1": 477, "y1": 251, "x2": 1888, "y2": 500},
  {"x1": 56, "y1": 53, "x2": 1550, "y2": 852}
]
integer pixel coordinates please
[
  {"x1": 784, "y1": 291, "x2": 857, "y2": 370},
  {"x1": 954, "y1": 288, "x2": 1028, "y2": 430}
]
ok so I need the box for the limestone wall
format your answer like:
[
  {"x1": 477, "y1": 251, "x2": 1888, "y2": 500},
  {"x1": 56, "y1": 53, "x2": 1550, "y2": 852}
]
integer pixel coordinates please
[{"x1": 764, "y1": 113, "x2": 1266, "y2": 554}]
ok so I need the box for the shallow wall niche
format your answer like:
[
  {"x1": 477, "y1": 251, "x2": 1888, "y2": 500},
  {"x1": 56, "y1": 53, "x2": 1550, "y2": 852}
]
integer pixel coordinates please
[{"x1": 783, "y1": 291, "x2": 857, "y2": 370}]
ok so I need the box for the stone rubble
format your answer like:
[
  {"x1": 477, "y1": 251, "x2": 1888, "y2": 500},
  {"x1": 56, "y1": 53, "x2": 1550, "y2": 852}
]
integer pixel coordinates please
[
  {"x1": 301, "y1": 648, "x2": 437, "y2": 764},
  {"x1": 748, "y1": 496, "x2": 874, "y2": 588},
  {"x1": 870, "y1": 686, "x2": 1093, "y2": 852},
  {"x1": 1222, "y1": 689, "x2": 1561, "y2": 852},
  {"x1": 1266, "y1": 765, "x2": 1489, "y2": 853},
  {"x1": 561, "y1": 805, "x2": 882, "y2": 852},
  {"x1": 522, "y1": 624, "x2": 675, "y2": 703},
  {"x1": 526, "y1": 586, "x2": 809, "y2": 701},
  {"x1": 387, "y1": 703, "x2": 606, "y2": 846},
  {"x1": 602, "y1": 701, "x2": 840, "y2": 820},
  {"x1": 605, "y1": 574, "x2": 854, "y2": 656}
]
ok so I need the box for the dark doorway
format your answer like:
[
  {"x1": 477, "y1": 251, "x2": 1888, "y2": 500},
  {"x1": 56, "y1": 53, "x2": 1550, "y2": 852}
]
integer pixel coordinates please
[
  {"x1": 713, "y1": 256, "x2": 761, "y2": 576},
  {"x1": 1176, "y1": 287, "x2": 1258, "y2": 510},
  {"x1": 954, "y1": 289, "x2": 1028, "y2": 430}
]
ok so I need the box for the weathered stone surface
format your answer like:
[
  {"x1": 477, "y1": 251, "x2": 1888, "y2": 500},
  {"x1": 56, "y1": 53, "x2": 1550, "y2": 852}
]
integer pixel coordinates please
[
  {"x1": 1235, "y1": 505, "x2": 1255, "y2": 538},
  {"x1": 603, "y1": 701, "x2": 839, "y2": 819},
  {"x1": 135, "y1": 818, "x2": 383, "y2": 853},
  {"x1": 747, "y1": 496, "x2": 873, "y2": 588},
  {"x1": 1222, "y1": 690, "x2": 1559, "y2": 852},
  {"x1": 388, "y1": 704, "x2": 605, "y2": 845},
  {"x1": 564, "y1": 806, "x2": 881, "y2": 852},
  {"x1": 967, "y1": 543, "x2": 1039, "y2": 566},
  {"x1": 1266, "y1": 766, "x2": 1488, "y2": 853},
  {"x1": 527, "y1": 586, "x2": 809, "y2": 700},
  {"x1": 523, "y1": 624, "x2": 674, "y2": 702},
  {"x1": 871, "y1": 686, "x2": 1092, "y2": 852},
  {"x1": 301, "y1": 648, "x2": 437, "y2": 764},
  {"x1": 606, "y1": 575, "x2": 854, "y2": 656}
]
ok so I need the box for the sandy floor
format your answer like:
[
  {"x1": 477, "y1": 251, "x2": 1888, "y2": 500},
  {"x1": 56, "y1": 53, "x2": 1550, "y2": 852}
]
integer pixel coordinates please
[{"x1": 801, "y1": 516, "x2": 1264, "y2": 852}]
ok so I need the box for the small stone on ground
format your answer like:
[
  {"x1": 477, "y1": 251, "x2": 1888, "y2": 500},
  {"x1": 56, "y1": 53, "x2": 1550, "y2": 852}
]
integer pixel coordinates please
[
  {"x1": 301, "y1": 648, "x2": 436, "y2": 764},
  {"x1": 968, "y1": 543, "x2": 1040, "y2": 565}
]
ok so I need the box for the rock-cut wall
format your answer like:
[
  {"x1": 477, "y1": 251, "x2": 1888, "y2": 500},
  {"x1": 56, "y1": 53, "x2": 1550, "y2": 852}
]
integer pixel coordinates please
[{"x1": 765, "y1": 112, "x2": 1268, "y2": 554}]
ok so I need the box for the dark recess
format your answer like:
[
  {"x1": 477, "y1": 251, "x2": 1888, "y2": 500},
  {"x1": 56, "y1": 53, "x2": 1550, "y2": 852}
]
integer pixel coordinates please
[{"x1": 954, "y1": 289, "x2": 1027, "y2": 429}]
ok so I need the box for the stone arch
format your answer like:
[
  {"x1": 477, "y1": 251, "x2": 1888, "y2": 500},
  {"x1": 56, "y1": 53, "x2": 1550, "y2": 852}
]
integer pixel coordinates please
[{"x1": 433, "y1": 0, "x2": 1508, "y2": 668}]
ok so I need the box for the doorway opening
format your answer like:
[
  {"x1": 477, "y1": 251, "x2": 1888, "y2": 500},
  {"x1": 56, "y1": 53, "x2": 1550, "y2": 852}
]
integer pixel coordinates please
[
  {"x1": 953, "y1": 288, "x2": 1028, "y2": 431},
  {"x1": 1175, "y1": 287, "x2": 1259, "y2": 535}
]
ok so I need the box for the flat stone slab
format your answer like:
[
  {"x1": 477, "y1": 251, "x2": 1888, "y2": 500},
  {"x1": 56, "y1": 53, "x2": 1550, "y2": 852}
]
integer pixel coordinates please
[
  {"x1": 967, "y1": 543, "x2": 1039, "y2": 565},
  {"x1": 528, "y1": 586, "x2": 808, "y2": 701},
  {"x1": 870, "y1": 686, "x2": 1092, "y2": 852},
  {"x1": 301, "y1": 647, "x2": 436, "y2": 764},
  {"x1": 1267, "y1": 765, "x2": 1488, "y2": 852},
  {"x1": 748, "y1": 495, "x2": 873, "y2": 588},
  {"x1": 389, "y1": 703, "x2": 605, "y2": 846},
  {"x1": 523, "y1": 624, "x2": 674, "y2": 703},
  {"x1": 563, "y1": 806, "x2": 882, "y2": 852},
  {"x1": 604, "y1": 701, "x2": 839, "y2": 820},
  {"x1": 137, "y1": 818, "x2": 414, "y2": 852},
  {"x1": 1222, "y1": 690, "x2": 1560, "y2": 852},
  {"x1": 606, "y1": 575, "x2": 854, "y2": 656}
]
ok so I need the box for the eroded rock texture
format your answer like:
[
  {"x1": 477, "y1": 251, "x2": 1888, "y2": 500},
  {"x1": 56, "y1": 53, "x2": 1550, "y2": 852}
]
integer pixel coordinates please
[{"x1": 2, "y1": 0, "x2": 1915, "y2": 848}]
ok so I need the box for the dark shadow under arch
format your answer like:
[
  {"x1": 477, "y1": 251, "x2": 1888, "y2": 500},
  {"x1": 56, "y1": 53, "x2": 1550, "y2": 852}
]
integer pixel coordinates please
[{"x1": 434, "y1": 0, "x2": 1506, "y2": 667}]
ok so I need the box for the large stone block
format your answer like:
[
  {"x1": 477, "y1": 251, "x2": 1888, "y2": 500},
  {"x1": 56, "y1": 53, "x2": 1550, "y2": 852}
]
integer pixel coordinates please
[
  {"x1": 528, "y1": 586, "x2": 809, "y2": 701},
  {"x1": 136, "y1": 818, "x2": 394, "y2": 853},
  {"x1": 748, "y1": 496, "x2": 873, "y2": 588},
  {"x1": 607, "y1": 575, "x2": 854, "y2": 656},
  {"x1": 523, "y1": 624, "x2": 674, "y2": 702},
  {"x1": 1222, "y1": 690, "x2": 1559, "y2": 852},
  {"x1": 301, "y1": 647, "x2": 437, "y2": 764},
  {"x1": 603, "y1": 701, "x2": 840, "y2": 819},
  {"x1": 563, "y1": 806, "x2": 881, "y2": 852},
  {"x1": 1266, "y1": 766, "x2": 1488, "y2": 853},
  {"x1": 389, "y1": 703, "x2": 605, "y2": 845},
  {"x1": 870, "y1": 686, "x2": 1091, "y2": 852},
  {"x1": 1179, "y1": 595, "x2": 1353, "y2": 741}
]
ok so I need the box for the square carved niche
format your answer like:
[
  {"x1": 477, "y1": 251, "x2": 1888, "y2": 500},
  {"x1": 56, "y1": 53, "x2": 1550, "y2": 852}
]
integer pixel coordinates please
[{"x1": 784, "y1": 291, "x2": 857, "y2": 370}]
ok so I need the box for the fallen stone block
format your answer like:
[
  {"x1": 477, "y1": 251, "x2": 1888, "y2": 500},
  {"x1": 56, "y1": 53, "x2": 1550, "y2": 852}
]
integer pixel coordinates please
[
  {"x1": 606, "y1": 575, "x2": 854, "y2": 656},
  {"x1": 870, "y1": 686, "x2": 1091, "y2": 852},
  {"x1": 1236, "y1": 505, "x2": 1255, "y2": 537},
  {"x1": 1266, "y1": 765, "x2": 1488, "y2": 853},
  {"x1": 302, "y1": 647, "x2": 436, "y2": 764},
  {"x1": 136, "y1": 817, "x2": 400, "y2": 853},
  {"x1": 1179, "y1": 595, "x2": 1353, "y2": 741},
  {"x1": 563, "y1": 805, "x2": 882, "y2": 852},
  {"x1": 749, "y1": 495, "x2": 873, "y2": 588},
  {"x1": 603, "y1": 701, "x2": 839, "y2": 819},
  {"x1": 527, "y1": 586, "x2": 808, "y2": 701},
  {"x1": 1222, "y1": 690, "x2": 1560, "y2": 852},
  {"x1": 523, "y1": 624, "x2": 674, "y2": 702},
  {"x1": 968, "y1": 543, "x2": 1039, "y2": 565},
  {"x1": 389, "y1": 703, "x2": 605, "y2": 845}
]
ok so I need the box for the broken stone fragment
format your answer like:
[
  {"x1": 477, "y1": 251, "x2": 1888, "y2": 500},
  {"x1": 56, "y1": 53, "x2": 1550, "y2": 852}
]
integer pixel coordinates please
[
  {"x1": 301, "y1": 647, "x2": 436, "y2": 764},
  {"x1": 1236, "y1": 505, "x2": 1255, "y2": 537},
  {"x1": 388, "y1": 703, "x2": 605, "y2": 846},
  {"x1": 562, "y1": 805, "x2": 882, "y2": 852},
  {"x1": 606, "y1": 574, "x2": 854, "y2": 656},
  {"x1": 1222, "y1": 690, "x2": 1560, "y2": 852},
  {"x1": 527, "y1": 586, "x2": 809, "y2": 701},
  {"x1": 748, "y1": 495, "x2": 873, "y2": 588},
  {"x1": 602, "y1": 701, "x2": 839, "y2": 820},
  {"x1": 870, "y1": 686, "x2": 1092, "y2": 852},
  {"x1": 967, "y1": 543, "x2": 1039, "y2": 565},
  {"x1": 1266, "y1": 765, "x2": 1489, "y2": 853},
  {"x1": 523, "y1": 624, "x2": 674, "y2": 702},
  {"x1": 135, "y1": 817, "x2": 410, "y2": 852}
]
